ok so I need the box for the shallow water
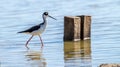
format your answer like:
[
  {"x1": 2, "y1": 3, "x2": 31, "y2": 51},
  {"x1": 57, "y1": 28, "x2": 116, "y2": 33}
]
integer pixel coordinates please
[
  {"x1": 0, "y1": 0, "x2": 120, "y2": 67},
  {"x1": 64, "y1": 40, "x2": 91, "y2": 67}
]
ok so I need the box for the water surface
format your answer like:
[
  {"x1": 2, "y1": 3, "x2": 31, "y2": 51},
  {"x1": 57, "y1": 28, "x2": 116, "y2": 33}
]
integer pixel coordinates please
[{"x1": 0, "y1": 0, "x2": 120, "y2": 67}]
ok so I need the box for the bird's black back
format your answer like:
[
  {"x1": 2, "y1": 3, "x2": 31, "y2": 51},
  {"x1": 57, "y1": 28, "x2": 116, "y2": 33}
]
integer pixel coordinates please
[{"x1": 18, "y1": 23, "x2": 44, "y2": 33}]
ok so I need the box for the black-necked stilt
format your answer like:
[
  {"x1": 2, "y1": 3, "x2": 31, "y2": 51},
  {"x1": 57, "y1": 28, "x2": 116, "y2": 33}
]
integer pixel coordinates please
[{"x1": 18, "y1": 12, "x2": 56, "y2": 48}]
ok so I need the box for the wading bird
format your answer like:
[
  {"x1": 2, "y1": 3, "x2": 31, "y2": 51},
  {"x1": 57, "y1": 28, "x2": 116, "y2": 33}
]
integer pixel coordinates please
[{"x1": 18, "y1": 12, "x2": 56, "y2": 48}]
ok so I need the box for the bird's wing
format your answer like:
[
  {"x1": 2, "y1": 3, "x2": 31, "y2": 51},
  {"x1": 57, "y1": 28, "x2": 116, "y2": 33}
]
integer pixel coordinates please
[{"x1": 18, "y1": 24, "x2": 40, "y2": 33}]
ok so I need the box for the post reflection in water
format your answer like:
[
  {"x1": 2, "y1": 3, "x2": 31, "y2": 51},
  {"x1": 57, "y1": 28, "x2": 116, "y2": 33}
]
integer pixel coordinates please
[
  {"x1": 64, "y1": 40, "x2": 91, "y2": 67},
  {"x1": 25, "y1": 49, "x2": 46, "y2": 67}
]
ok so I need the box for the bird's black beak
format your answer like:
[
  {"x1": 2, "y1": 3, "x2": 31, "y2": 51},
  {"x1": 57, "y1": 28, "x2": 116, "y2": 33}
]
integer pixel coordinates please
[{"x1": 48, "y1": 15, "x2": 57, "y2": 20}]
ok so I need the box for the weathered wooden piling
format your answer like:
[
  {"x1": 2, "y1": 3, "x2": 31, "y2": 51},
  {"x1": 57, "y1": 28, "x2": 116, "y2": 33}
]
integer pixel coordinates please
[
  {"x1": 78, "y1": 15, "x2": 91, "y2": 40},
  {"x1": 64, "y1": 15, "x2": 91, "y2": 41},
  {"x1": 64, "y1": 16, "x2": 80, "y2": 41}
]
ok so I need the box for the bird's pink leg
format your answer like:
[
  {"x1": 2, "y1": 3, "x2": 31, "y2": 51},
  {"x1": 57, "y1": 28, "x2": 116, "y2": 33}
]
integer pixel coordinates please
[
  {"x1": 38, "y1": 35, "x2": 44, "y2": 48},
  {"x1": 25, "y1": 35, "x2": 34, "y2": 47}
]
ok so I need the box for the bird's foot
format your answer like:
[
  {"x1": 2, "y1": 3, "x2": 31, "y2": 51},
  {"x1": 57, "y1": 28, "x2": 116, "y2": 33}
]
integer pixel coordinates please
[
  {"x1": 25, "y1": 45, "x2": 29, "y2": 50},
  {"x1": 41, "y1": 44, "x2": 44, "y2": 48},
  {"x1": 25, "y1": 43, "x2": 29, "y2": 50}
]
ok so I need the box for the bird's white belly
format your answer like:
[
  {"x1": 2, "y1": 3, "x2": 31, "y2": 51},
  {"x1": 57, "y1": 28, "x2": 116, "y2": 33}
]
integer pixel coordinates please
[
  {"x1": 31, "y1": 29, "x2": 43, "y2": 35},
  {"x1": 31, "y1": 24, "x2": 46, "y2": 35}
]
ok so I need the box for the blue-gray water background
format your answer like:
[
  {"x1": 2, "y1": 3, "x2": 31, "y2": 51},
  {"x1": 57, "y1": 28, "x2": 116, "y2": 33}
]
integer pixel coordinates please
[{"x1": 0, "y1": 0, "x2": 120, "y2": 67}]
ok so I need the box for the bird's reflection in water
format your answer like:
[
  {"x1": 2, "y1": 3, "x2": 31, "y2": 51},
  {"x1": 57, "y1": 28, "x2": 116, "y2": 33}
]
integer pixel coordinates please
[
  {"x1": 25, "y1": 48, "x2": 46, "y2": 67},
  {"x1": 64, "y1": 40, "x2": 91, "y2": 67}
]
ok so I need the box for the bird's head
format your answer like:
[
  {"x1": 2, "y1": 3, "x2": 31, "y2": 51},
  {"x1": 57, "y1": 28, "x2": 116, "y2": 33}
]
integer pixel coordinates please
[
  {"x1": 43, "y1": 12, "x2": 48, "y2": 16},
  {"x1": 43, "y1": 12, "x2": 56, "y2": 20}
]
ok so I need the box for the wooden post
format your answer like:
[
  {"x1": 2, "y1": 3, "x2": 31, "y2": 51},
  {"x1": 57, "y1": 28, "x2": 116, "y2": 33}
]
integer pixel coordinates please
[
  {"x1": 64, "y1": 16, "x2": 80, "y2": 41},
  {"x1": 64, "y1": 15, "x2": 91, "y2": 41},
  {"x1": 78, "y1": 15, "x2": 91, "y2": 40}
]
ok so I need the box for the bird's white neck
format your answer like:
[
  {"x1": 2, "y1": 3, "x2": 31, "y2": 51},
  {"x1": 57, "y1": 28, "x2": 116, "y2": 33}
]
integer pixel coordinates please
[{"x1": 42, "y1": 15, "x2": 47, "y2": 23}]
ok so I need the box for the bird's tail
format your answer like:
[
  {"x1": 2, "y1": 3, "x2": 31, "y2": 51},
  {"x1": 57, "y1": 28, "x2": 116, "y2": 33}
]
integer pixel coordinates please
[{"x1": 17, "y1": 31, "x2": 24, "y2": 33}]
